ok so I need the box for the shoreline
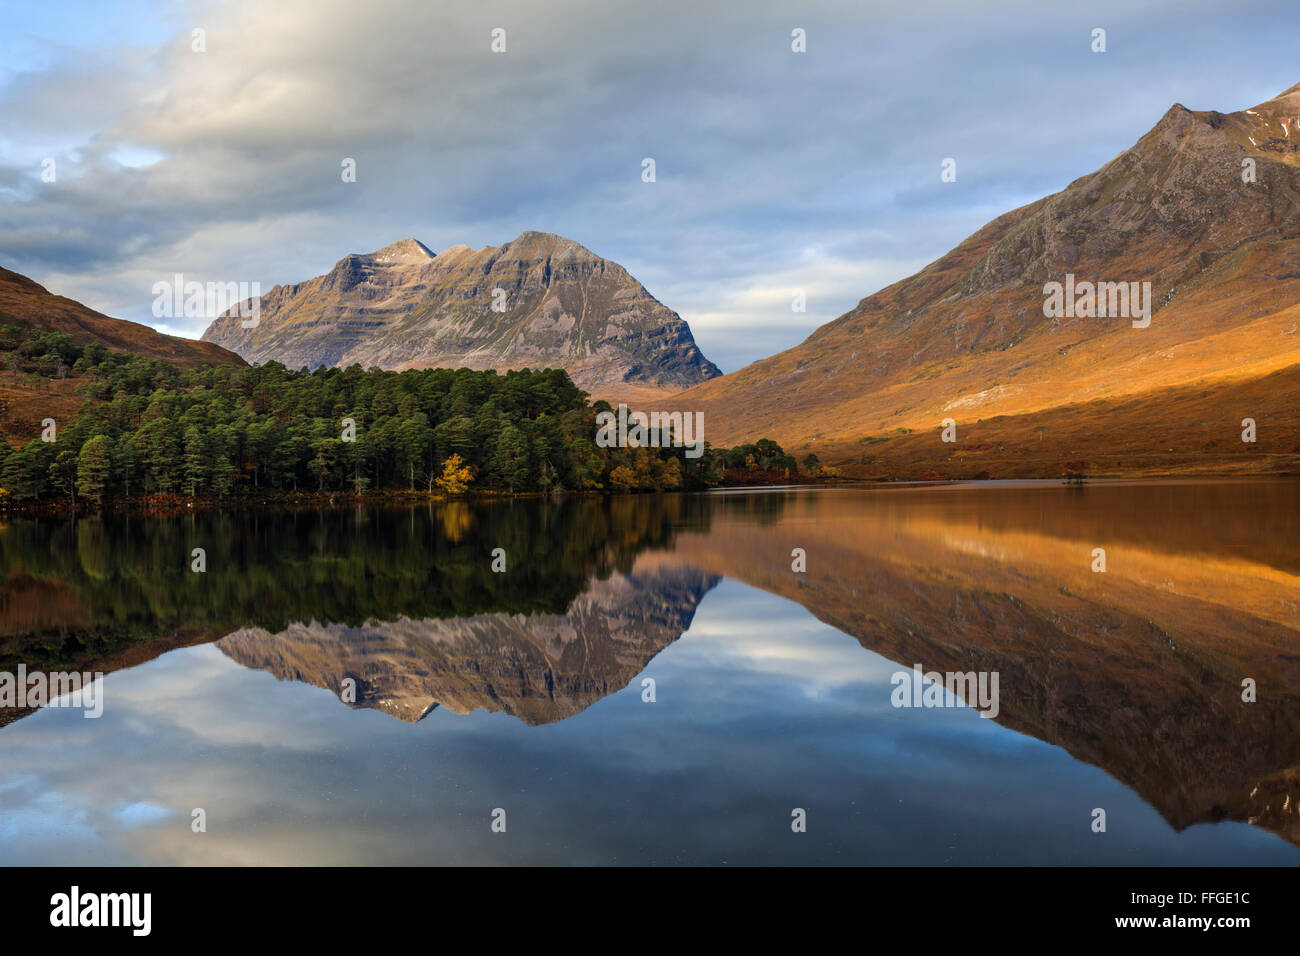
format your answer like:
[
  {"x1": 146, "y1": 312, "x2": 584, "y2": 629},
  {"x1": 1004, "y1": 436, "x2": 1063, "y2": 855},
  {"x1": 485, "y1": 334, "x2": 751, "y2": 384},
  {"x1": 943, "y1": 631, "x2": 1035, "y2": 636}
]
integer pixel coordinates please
[{"x1": 2, "y1": 472, "x2": 1295, "y2": 518}]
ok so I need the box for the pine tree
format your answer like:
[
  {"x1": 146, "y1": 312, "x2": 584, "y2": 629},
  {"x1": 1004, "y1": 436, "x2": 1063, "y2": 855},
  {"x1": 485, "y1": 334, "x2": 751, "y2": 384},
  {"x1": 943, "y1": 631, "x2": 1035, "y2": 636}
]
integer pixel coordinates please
[
  {"x1": 48, "y1": 449, "x2": 78, "y2": 508},
  {"x1": 76, "y1": 434, "x2": 113, "y2": 506},
  {"x1": 492, "y1": 424, "x2": 529, "y2": 493},
  {"x1": 183, "y1": 425, "x2": 207, "y2": 496}
]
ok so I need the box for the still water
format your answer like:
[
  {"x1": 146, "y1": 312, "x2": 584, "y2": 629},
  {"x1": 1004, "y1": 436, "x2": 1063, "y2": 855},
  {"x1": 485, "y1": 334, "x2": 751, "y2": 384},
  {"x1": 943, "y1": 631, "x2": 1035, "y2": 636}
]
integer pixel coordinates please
[{"x1": 1, "y1": 480, "x2": 1298, "y2": 865}]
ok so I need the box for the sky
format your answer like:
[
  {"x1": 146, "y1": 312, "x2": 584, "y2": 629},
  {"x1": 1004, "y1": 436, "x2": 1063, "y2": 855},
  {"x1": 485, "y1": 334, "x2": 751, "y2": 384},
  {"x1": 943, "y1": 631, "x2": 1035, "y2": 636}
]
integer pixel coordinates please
[
  {"x1": 3, "y1": 578, "x2": 1292, "y2": 865},
  {"x1": 1, "y1": 0, "x2": 1297, "y2": 373}
]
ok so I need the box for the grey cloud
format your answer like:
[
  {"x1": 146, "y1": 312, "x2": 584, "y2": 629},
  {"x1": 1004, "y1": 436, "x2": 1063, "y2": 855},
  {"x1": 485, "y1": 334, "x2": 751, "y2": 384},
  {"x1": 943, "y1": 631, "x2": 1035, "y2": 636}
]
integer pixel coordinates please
[{"x1": 0, "y1": 0, "x2": 1295, "y2": 369}]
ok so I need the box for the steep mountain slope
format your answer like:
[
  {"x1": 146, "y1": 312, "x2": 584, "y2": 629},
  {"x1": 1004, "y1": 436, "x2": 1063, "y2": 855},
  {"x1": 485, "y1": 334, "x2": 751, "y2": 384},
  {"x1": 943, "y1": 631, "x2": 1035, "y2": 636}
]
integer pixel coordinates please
[
  {"x1": 201, "y1": 232, "x2": 720, "y2": 393},
  {"x1": 0, "y1": 266, "x2": 245, "y2": 444},
  {"x1": 678, "y1": 83, "x2": 1300, "y2": 476},
  {"x1": 0, "y1": 266, "x2": 244, "y2": 369}
]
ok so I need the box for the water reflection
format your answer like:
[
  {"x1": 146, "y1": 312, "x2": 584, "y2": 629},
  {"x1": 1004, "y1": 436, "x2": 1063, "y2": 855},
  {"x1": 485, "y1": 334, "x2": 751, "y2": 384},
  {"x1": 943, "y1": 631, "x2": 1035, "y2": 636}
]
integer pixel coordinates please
[
  {"x1": 216, "y1": 564, "x2": 718, "y2": 724},
  {"x1": 0, "y1": 481, "x2": 1297, "y2": 863}
]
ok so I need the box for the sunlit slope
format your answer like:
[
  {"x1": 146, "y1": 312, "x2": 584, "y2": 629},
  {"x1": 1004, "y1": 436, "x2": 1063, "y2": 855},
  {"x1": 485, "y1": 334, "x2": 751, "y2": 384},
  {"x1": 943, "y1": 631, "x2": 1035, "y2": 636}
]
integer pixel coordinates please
[{"x1": 676, "y1": 84, "x2": 1300, "y2": 476}]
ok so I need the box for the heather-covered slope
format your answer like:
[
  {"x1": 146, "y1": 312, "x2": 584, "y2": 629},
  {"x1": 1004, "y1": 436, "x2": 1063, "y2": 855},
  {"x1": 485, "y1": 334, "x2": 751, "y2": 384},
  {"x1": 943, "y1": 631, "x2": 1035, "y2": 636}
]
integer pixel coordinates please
[
  {"x1": 677, "y1": 83, "x2": 1300, "y2": 477},
  {"x1": 0, "y1": 266, "x2": 244, "y2": 369},
  {"x1": 0, "y1": 266, "x2": 245, "y2": 445}
]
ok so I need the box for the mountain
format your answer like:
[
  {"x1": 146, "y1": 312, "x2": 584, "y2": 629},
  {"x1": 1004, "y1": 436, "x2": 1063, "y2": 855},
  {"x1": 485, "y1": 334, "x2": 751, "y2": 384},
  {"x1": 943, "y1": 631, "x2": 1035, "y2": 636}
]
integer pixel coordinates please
[
  {"x1": 0, "y1": 266, "x2": 245, "y2": 445},
  {"x1": 0, "y1": 266, "x2": 244, "y2": 369},
  {"x1": 678, "y1": 83, "x2": 1300, "y2": 477},
  {"x1": 200, "y1": 231, "x2": 721, "y2": 395},
  {"x1": 216, "y1": 565, "x2": 718, "y2": 725}
]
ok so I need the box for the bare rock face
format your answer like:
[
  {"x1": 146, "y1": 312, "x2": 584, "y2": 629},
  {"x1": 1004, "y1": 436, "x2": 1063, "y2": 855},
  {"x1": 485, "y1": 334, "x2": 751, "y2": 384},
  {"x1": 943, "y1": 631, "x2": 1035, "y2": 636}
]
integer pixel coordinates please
[
  {"x1": 201, "y1": 232, "x2": 720, "y2": 391},
  {"x1": 215, "y1": 565, "x2": 719, "y2": 725}
]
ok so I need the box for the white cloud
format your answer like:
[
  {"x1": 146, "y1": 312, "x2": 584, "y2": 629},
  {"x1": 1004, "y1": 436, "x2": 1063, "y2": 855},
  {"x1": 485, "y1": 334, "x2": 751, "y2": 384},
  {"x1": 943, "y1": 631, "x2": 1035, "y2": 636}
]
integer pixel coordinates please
[{"x1": 0, "y1": 0, "x2": 1293, "y2": 370}]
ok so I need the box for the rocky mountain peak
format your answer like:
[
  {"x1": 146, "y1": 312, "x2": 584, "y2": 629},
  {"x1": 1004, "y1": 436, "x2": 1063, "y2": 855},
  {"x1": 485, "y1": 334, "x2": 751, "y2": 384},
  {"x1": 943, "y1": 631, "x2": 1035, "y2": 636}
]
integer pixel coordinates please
[
  {"x1": 369, "y1": 237, "x2": 437, "y2": 263},
  {"x1": 202, "y1": 231, "x2": 721, "y2": 390}
]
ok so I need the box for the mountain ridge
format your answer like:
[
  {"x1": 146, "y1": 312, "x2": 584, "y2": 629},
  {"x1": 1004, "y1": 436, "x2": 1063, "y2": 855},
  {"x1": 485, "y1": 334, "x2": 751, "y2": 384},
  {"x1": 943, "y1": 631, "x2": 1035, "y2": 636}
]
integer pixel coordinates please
[
  {"x1": 673, "y1": 82, "x2": 1300, "y2": 476},
  {"x1": 202, "y1": 230, "x2": 721, "y2": 393},
  {"x1": 0, "y1": 266, "x2": 245, "y2": 369},
  {"x1": 0, "y1": 265, "x2": 246, "y2": 445}
]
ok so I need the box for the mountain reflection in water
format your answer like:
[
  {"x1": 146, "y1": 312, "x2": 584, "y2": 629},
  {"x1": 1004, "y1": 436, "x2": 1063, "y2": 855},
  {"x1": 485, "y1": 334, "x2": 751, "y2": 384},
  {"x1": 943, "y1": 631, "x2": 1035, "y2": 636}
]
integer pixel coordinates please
[{"x1": 1, "y1": 481, "x2": 1297, "y2": 864}]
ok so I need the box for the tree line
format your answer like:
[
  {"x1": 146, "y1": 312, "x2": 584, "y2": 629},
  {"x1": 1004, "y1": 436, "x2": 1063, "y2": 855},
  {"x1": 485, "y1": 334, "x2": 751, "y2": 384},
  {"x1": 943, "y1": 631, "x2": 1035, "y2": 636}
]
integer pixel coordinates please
[
  {"x1": 0, "y1": 327, "x2": 807, "y2": 507},
  {"x1": 0, "y1": 494, "x2": 703, "y2": 672}
]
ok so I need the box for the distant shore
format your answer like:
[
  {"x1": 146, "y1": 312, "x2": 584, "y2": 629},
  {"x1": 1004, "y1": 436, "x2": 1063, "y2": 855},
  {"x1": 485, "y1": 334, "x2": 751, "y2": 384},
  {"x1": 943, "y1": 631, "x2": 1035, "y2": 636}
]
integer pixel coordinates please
[{"x1": 5, "y1": 471, "x2": 1296, "y2": 518}]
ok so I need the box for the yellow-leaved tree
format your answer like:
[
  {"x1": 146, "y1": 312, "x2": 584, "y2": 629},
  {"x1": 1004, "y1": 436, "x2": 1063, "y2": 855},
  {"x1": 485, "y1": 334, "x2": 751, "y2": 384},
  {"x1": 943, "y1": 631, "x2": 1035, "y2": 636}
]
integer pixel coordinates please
[{"x1": 435, "y1": 454, "x2": 475, "y2": 495}]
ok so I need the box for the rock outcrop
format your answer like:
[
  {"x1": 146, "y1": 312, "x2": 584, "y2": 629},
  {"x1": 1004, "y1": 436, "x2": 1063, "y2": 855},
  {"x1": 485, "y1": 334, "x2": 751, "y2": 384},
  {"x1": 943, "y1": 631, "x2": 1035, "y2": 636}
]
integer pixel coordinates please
[{"x1": 202, "y1": 232, "x2": 720, "y2": 392}]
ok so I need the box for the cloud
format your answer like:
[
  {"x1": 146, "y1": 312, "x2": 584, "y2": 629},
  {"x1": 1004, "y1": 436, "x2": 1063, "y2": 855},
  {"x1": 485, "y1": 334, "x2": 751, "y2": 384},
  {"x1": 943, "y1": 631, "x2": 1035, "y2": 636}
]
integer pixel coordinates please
[{"x1": 0, "y1": 0, "x2": 1297, "y2": 368}]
